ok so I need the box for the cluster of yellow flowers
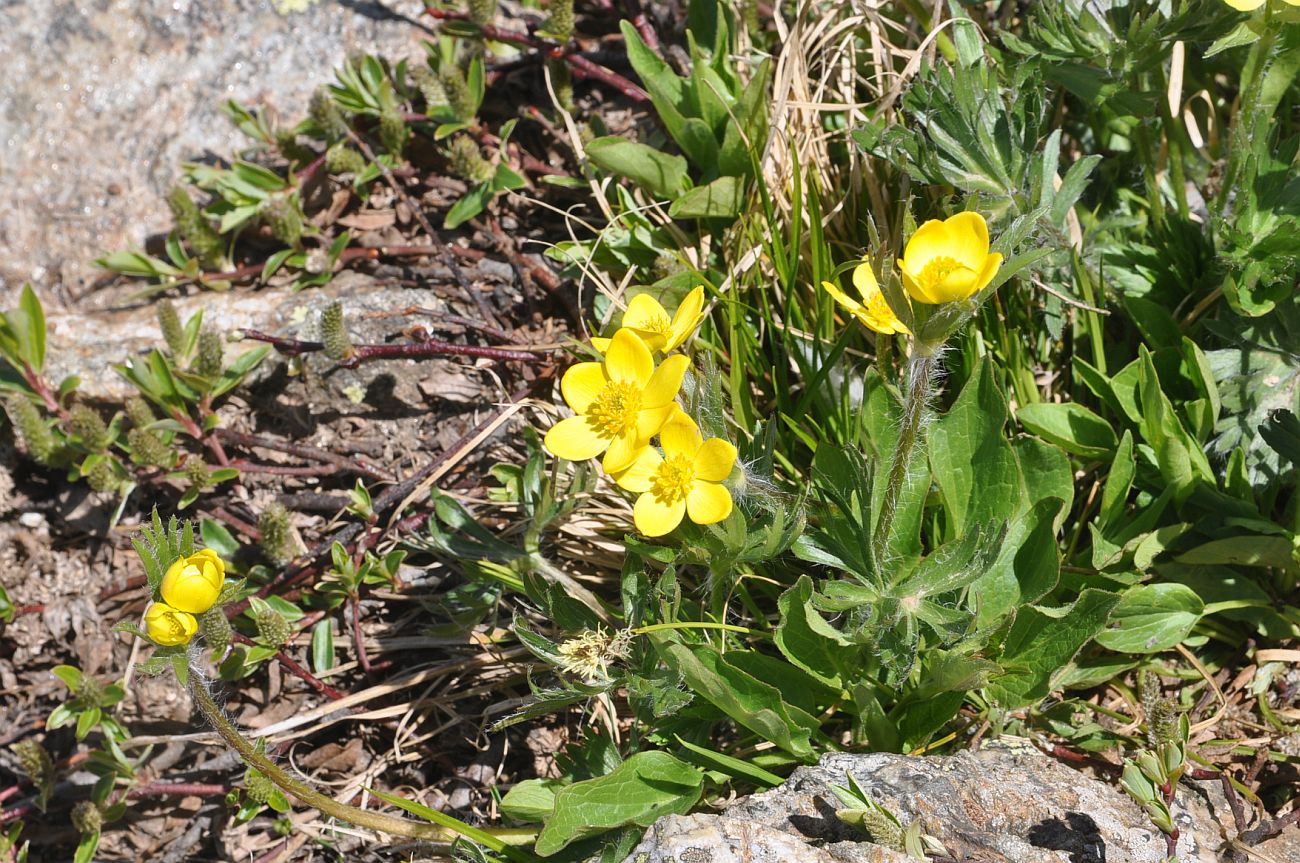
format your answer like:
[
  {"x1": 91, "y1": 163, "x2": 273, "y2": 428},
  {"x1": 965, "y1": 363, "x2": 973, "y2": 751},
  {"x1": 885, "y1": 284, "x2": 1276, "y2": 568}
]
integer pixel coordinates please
[
  {"x1": 144, "y1": 550, "x2": 226, "y2": 646},
  {"x1": 545, "y1": 287, "x2": 739, "y2": 537},
  {"x1": 821, "y1": 212, "x2": 1003, "y2": 334}
]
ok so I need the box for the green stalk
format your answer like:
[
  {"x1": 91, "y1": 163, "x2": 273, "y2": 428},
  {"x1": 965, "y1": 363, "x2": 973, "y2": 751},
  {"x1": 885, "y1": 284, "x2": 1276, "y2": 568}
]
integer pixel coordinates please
[
  {"x1": 1215, "y1": 4, "x2": 1282, "y2": 220},
  {"x1": 871, "y1": 347, "x2": 938, "y2": 566},
  {"x1": 185, "y1": 663, "x2": 509, "y2": 846}
]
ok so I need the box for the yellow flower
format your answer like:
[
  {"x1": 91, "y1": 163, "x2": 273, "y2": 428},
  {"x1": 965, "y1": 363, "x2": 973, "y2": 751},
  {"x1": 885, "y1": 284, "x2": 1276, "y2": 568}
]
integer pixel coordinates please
[
  {"x1": 592, "y1": 286, "x2": 707, "y2": 354},
  {"x1": 160, "y1": 549, "x2": 226, "y2": 615},
  {"x1": 545, "y1": 328, "x2": 690, "y2": 473},
  {"x1": 1223, "y1": 0, "x2": 1298, "y2": 9},
  {"x1": 144, "y1": 602, "x2": 198, "y2": 646},
  {"x1": 821, "y1": 262, "x2": 909, "y2": 335},
  {"x1": 613, "y1": 411, "x2": 737, "y2": 537},
  {"x1": 898, "y1": 212, "x2": 1003, "y2": 305}
]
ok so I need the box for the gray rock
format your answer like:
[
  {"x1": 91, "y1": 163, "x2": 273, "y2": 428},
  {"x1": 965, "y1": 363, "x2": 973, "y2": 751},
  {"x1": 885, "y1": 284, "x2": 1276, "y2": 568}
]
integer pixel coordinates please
[
  {"x1": 33, "y1": 273, "x2": 448, "y2": 403},
  {"x1": 625, "y1": 747, "x2": 1246, "y2": 863},
  {"x1": 0, "y1": 0, "x2": 424, "y2": 291}
]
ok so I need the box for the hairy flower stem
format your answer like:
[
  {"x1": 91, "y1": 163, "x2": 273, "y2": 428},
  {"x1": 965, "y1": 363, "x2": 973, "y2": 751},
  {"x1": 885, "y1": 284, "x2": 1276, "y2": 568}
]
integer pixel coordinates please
[
  {"x1": 871, "y1": 349, "x2": 938, "y2": 567},
  {"x1": 185, "y1": 664, "x2": 452, "y2": 842}
]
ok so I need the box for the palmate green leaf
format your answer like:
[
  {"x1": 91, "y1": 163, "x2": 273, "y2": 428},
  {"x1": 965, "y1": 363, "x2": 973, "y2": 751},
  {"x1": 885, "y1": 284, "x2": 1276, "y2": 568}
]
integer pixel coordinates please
[
  {"x1": 652, "y1": 636, "x2": 819, "y2": 759},
  {"x1": 1094, "y1": 583, "x2": 1203, "y2": 654},
  {"x1": 984, "y1": 588, "x2": 1120, "y2": 709},
  {"x1": 534, "y1": 751, "x2": 703, "y2": 855}
]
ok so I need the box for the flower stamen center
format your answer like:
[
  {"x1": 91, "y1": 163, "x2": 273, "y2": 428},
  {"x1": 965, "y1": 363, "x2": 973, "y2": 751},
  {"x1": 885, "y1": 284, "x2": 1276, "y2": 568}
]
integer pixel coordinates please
[
  {"x1": 588, "y1": 382, "x2": 642, "y2": 437},
  {"x1": 650, "y1": 454, "x2": 695, "y2": 504},
  {"x1": 641, "y1": 313, "x2": 673, "y2": 337},
  {"x1": 918, "y1": 255, "x2": 964, "y2": 290}
]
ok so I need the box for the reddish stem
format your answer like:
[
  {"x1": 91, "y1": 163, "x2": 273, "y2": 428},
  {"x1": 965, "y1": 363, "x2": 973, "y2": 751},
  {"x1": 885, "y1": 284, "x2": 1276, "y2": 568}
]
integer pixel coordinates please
[{"x1": 230, "y1": 633, "x2": 345, "y2": 702}]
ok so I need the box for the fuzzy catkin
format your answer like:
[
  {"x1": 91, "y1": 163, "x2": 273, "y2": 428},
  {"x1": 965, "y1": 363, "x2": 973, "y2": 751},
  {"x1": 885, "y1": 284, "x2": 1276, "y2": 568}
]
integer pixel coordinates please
[
  {"x1": 128, "y1": 427, "x2": 172, "y2": 467},
  {"x1": 200, "y1": 606, "x2": 233, "y2": 658},
  {"x1": 166, "y1": 186, "x2": 225, "y2": 268},
  {"x1": 5, "y1": 396, "x2": 55, "y2": 464},
  {"x1": 544, "y1": 0, "x2": 574, "y2": 40},
  {"x1": 467, "y1": 0, "x2": 497, "y2": 26},
  {"x1": 320, "y1": 302, "x2": 352, "y2": 361},
  {"x1": 440, "y1": 67, "x2": 472, "y2": 121},
  {"x1": 195, "y1": 328, "x2": 224, "y2": 378},
  {"x1": 410, "y1": 64, "x2": 446, "y2": 110},
  {"x1": 379, "y1": 106, "x2": 408, "y2": 156},
  {"x1": 258, "y1": 503, "x2": 297, "y2": 566},
  {"x1": 325, "y1": 143, "x2": 366, "y2": 175},
  {"x1": 68, "y1": 405, "x2": 110, "y2": 450},
  {"x1": 447, "y1": 135, "x2": 494, "y2": 184},
  {"x1": 157, "y1": 298, "x2": 186, "y2": 357},
  {"x1": 126, "y1": 396, "x2": 155, "y2": 429},
  {"x1": 259, "y1": 193, "x2": 303, "y2": 248},
  {"x1": 85, "y1": 458, "x2": 119, "y2": 494},
  {"x1": 255, "y1": 607, "x2": 291, "y2": 648},
  {"x1": 309, "y1": 87, "x2": 348, "y2": 140}
]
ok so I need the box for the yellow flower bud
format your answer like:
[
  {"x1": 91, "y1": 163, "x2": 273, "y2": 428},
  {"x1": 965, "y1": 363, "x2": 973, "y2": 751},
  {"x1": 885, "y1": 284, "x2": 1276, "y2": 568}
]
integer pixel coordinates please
[
  {"x1": 144, "y1": 602, "x2": 198, "y2": 646},
  {"x1": 160, "y1": 549, "x2": 226, "y2": 614}
]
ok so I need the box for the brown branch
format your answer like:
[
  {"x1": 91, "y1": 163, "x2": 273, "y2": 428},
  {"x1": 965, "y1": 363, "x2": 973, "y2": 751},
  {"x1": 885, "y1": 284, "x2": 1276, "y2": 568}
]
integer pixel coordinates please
[
  {"x1": 215, "y1": 429, "x2": 394, "y2": 481},
  {"x1": 230, "y1": 633, "x2": 345, "y2": 702},
  {"x1": 423, "y1": 7, "x2": 649, "y2": 103},
  {"x1": 239, "y1": 329, "x2": 548, "y2": 365}
]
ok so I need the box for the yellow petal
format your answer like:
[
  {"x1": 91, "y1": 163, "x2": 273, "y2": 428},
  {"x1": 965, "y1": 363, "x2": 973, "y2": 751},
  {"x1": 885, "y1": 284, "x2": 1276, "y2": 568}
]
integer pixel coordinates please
[
  {"x1": 622, "y1": 294, "x2": 672, "y2": 352},
  {"x1": 665, "y1": 286, "x2": 706, "y2": 352},
  {"x1": 1222, "y1": 0, "x2": 1265, "y2": 8},
  {"x1": 602, "y1": 430, "x2": 645, "y2": 474},
  {"x1": 144, "y1": 602, "x2": 198, "y2": 646},
  {"x1": 613, "y1": 446, "x2": 663, "y2": 493},
  {"x1": 604, "y1": 328, "x2": 654, "y2": 387},
  {"x1": 929, "y1": 264, "x2": 981, "y2": 304},
  {"x1": 635, "y1": 403, "x2": 678, "y2": 442},
  {"x1": 941, "y1": 211, "x2": 990, "y2": 270},
  {"x1": 545, "y1": 416, "x2": 609, "y2": 462},
  {"x1": 634, "y1": 493, "x2": 686, "y2": 537},
  {"x1": 161, "y1": 557, "x2": 221, "y2": 614},
  {"x1": 641, "y1": 353, "x2": 690, "y2": 407},
  {"x1": 694, "y1": 438, "x2": 737, "y2": 482},
  {"x1": 686, "y1": 482, "x2": 733, "y2": 525},
  {"x1": 590, "y1": 336, "x2": 612, "y2": 352},
  {"x1": 561, "y1": 362, "x2": 608, "y2": 413},
  {"x1": 900, "y1": 219, "x2": 952, "y2": 275},
  {"x1": 822, "y1": 279, "x2": 866, "y2": 317},
  {"x1": 660, "y1": 411, "x2": 703, "y2": 458},
  {"x1": 974, "y1": 251, "x2": 1003, "y2": 295},
  {"x1": 900, "y1": 266, "x2": 941, "y2": 305},
  {"x1": 851, "y1": 262, "x2": 881, "y2": 302}
]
